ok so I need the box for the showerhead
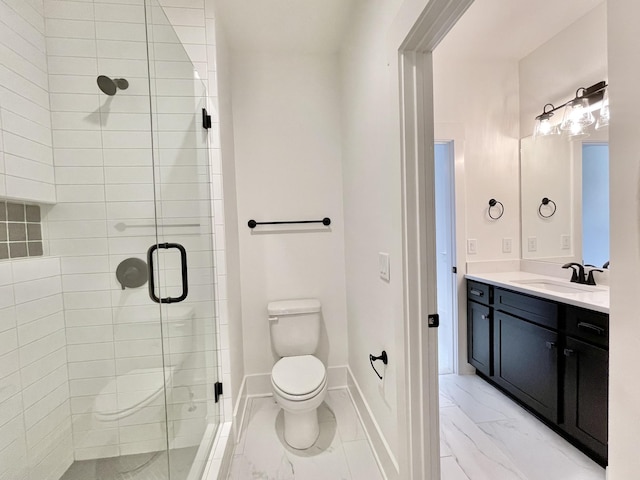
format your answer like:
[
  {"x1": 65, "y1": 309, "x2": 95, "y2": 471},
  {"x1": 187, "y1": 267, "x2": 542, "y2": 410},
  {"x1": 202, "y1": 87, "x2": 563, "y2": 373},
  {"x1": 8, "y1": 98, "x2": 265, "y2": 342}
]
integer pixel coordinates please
[{"x1": 97, "y1": 75, "x2": 129, "y2": 96}]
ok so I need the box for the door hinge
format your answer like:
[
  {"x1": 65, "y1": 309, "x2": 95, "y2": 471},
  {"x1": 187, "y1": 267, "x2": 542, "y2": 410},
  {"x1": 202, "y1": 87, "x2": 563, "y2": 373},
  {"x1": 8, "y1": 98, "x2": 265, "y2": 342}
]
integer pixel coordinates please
[
  {"x1": 427, "y1": 313, "x2": 440, "y2": 328},
  {"x1": 214, "y1": 381, "x2": 223, "y2": 403},
  {"x1": 452, "y1": 266, "x2": 457, "y2": 274},
  {"x1": 202, "y1": 108, "x2": 212, "y2": 129}
]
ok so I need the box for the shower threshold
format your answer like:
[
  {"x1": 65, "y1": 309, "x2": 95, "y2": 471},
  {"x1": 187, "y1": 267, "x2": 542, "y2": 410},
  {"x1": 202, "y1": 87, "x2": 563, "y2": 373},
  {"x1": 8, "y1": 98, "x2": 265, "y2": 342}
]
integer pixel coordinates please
[{"x1": 59, "y1": 446, "x2": 198, "y2": 480}]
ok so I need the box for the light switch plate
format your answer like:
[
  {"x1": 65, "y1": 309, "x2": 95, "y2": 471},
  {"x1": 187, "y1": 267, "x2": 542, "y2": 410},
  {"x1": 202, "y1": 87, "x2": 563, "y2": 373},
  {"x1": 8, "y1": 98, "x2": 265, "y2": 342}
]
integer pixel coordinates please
[
  {"x1": 502, "y1": 238, "x2": 512, "y2": 253},
  {"x1": 528, "y1": 236, "x2": 538, "y2": 252},
  {"x1": 467, "y1": 239, "x2": 477, "y2": 255},
  {"x1": 379, "y1": 252, "x2": 390, "y2": 282},
  {"x1": 561, "y1": 234, "x2": 570, "y2": 250}
]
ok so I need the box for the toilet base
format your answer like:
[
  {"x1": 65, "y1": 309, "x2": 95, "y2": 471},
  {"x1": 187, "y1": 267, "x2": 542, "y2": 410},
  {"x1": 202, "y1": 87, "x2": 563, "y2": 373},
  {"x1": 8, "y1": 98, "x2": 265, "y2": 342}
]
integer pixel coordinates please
[{"x1": 283, "y1": 408, "x2": 319, "y2": 449}]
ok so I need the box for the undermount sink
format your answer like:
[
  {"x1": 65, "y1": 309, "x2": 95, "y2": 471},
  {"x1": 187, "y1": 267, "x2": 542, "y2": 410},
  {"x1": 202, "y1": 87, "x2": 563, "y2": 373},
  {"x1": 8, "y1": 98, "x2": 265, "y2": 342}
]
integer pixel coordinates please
[{"x1": 511, "y1": 279, "x2": 605, "y2": 294}]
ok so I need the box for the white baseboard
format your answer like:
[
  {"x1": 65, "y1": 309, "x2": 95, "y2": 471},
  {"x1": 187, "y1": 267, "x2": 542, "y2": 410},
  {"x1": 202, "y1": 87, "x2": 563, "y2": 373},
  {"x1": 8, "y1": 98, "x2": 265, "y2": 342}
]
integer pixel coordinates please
[
  {"x1": 231, "y1": 377, "x2": 248, "y2": 443},
  {"x1": 231, "y1": 366, "x2": 348, "y2": 444},
  {"x1": 346, "y1": 367, "x2": 399, "y2": 480},
  {"x1": 228, "y1": 367, "x2": 396, "y2": 479}
]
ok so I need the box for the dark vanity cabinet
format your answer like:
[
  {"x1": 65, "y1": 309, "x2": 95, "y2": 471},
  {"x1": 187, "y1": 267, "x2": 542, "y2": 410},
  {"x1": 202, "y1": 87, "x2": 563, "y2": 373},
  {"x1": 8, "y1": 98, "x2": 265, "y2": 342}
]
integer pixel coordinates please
[
  {"x1": 467, "y1": 281, "x2": 492, "y2": 376},
  {"x1": 492, "y1": 288, "x2": 559, "y2": 422},
  {"x1": 493, "y1": 310, "x2": 559, "y2": 422},
  {"x1": 466, "y1": 280, "x2": 609, "y2": 465},
  {"x1": 561, "y1": 307, "x2": 609, "y2": 461}
]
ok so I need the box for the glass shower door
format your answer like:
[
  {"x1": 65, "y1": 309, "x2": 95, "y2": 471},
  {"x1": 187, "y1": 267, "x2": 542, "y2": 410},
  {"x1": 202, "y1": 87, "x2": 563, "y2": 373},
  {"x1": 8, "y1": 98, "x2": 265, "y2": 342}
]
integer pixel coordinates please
[{"x1": 145, "y1": 2, "x2": 220, "y2": 478}]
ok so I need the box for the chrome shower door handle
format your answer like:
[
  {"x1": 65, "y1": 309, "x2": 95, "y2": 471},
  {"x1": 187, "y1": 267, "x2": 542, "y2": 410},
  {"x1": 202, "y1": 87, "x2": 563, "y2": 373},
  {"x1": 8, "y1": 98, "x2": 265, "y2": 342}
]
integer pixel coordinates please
[{"x1": 147, "y1": 242, "x2": 189, "y2": 304}]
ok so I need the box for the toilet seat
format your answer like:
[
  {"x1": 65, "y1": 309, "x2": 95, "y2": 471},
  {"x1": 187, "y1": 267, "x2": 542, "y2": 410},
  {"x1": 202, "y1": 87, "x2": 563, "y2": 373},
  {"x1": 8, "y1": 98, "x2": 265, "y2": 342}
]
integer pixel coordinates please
[
  {"x1": 95, "y1": 367, "x2": 173, "y2": 422},
  {"x1": 271, "y1": 355, "x2": 326, "y2": 401}
]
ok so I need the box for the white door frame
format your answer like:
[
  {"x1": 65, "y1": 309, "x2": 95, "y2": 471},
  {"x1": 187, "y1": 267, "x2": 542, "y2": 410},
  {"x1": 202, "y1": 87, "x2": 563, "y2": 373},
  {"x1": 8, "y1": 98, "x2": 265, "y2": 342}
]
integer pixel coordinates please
[{"x1": 395, "y1": 1, "x2": 473, "y2": 478}]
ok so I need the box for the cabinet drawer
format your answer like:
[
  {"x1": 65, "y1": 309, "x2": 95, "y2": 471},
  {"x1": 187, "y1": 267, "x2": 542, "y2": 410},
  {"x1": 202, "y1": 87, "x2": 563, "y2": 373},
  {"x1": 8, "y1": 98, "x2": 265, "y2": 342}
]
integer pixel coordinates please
[
  {"x1": 467, "y1": 280, "x2": 491, "y2": 306},
  {"x1": 495, "y1": 288, "x2": 558, "y2": 330},
  {"x1": 566, "y1": 307, "x2": 609, "y2": 348}
]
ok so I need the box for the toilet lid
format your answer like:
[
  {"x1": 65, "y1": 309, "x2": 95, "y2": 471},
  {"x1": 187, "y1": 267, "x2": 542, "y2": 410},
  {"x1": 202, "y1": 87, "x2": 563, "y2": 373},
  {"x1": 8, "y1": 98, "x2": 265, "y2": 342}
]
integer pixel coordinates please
[{"x1": 272, "y1": 355, "x2": 326, "y2": 396}]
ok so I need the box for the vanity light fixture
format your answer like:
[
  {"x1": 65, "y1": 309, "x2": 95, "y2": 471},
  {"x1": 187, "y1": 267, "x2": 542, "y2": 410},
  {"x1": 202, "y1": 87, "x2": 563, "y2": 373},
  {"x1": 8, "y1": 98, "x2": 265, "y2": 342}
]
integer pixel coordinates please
[
  {"x1": 533, "y1": 104, "x2": 559, "y2": 138},
  {"x1": 532, "y1": 81, "x2": 608, "y2": 139},
  {"x1": 560, "y1": 88, "x2": 595, "y2": 135}
]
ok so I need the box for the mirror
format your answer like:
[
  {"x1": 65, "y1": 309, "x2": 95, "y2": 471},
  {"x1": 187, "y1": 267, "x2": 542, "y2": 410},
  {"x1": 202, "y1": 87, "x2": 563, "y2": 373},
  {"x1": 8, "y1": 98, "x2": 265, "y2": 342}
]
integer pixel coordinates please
[{"x1": 520, "y1": 128, "x2": 609, "y2": 266}]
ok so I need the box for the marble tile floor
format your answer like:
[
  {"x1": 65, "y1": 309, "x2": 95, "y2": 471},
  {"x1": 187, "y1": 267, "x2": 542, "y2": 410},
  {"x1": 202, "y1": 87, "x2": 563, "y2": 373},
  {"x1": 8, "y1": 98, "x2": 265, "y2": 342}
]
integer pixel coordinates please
[
  {"x1": 60, "y1": 447, "x2": 197, "y2": 480},
  {"x1": 227, "y1": 390, "x2": 384, "y2": 480},
  {"x1": 439, "y1": 374, "x2": 607, "y2": 480},
  {"x1": 226, "y1": 376, "x2": 606, "y2": 480}
]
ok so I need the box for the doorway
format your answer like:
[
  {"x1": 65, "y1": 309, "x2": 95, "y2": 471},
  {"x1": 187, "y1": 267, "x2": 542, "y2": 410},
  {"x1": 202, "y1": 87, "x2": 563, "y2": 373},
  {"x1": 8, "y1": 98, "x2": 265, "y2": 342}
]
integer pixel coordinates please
[
  {"x1": 582, "y1": 143, "x2": 610, "y2": 267},
  {"x1": 435, "y1": 141, "x2": 457, "y2": 375}
]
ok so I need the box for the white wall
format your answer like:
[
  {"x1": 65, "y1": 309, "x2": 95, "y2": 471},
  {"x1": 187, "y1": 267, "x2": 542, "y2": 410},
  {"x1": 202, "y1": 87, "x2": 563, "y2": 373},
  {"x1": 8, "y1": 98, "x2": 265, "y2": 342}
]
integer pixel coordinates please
[
  {"x1": 0, "y1": 0, "x2": 54, "y2": 203},
  {"x1": 433, "y1": 53, "x2": 521, "y2": 264},
  {"x1": 519, "y1": 3, "x2": 607, "y2": 138},
  {"x1": 230, "y1": 50, "x2": 348, "y2": 375},
  {"x1": 340, "y1": 0, "x2": 405, "y2": 461},
  {"x1": 606, "y1": 0, "x2": 640, "y2": 477}
]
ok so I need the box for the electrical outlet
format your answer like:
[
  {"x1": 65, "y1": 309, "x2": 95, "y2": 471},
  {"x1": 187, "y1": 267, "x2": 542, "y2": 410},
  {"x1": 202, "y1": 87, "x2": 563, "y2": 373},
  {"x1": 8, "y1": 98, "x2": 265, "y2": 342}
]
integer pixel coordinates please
[
  {"x1": 502, "y1": 238, "x2": 512, "y2": 253},
  {"x1": 561, "y1": 234, "x2": 571, "y2": 250},
  {"x1": 467, "y1": 239, "x2": 478, "y2": 255},
  {"x1": 527, "y1": 236, "x2": 537, "y2": 252},
  {"x1": 379, "y1": 252, "x2": 390, "y2": 281}
]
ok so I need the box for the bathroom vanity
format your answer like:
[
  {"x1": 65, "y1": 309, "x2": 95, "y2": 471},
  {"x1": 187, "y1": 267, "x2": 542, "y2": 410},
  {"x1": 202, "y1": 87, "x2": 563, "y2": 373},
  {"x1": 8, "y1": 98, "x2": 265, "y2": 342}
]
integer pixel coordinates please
[{"x1": 466, "y1": 272, "x2": 609, "y2": 466}]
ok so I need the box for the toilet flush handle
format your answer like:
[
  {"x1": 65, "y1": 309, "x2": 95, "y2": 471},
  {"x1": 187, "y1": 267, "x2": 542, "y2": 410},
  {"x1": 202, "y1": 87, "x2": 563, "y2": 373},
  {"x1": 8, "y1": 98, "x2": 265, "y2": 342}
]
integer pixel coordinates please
[{"x1": 268, "y1": 316, "x2": 279, "y2": 322}]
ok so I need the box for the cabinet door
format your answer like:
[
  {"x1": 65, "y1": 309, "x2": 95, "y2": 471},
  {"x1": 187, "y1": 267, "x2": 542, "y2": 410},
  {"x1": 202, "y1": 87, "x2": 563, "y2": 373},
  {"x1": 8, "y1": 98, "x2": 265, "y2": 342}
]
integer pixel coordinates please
[
  {"x1": 467, "y1": 301, "x2": 492, "y2": 376},
  {"x1": 562, "y1": 337, "x2": 608, "y2": 462},
  {"x1": 494, "y1": 311, "x2": 558, "y2": 422}
]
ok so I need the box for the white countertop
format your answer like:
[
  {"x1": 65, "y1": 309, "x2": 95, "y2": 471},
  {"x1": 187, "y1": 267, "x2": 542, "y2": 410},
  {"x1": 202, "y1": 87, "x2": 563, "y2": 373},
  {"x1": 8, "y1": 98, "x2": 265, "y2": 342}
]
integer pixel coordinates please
[{"x1": 465, "y1": 271, "x2": 610, "y2": 314}]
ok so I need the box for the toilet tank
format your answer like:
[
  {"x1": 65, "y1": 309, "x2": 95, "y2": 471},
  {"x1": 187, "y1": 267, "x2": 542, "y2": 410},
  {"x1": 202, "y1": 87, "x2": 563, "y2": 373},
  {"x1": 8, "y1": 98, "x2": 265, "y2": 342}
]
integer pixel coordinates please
[{"x1": 268, "y1": 299, "x2": 321, "y2": 357}]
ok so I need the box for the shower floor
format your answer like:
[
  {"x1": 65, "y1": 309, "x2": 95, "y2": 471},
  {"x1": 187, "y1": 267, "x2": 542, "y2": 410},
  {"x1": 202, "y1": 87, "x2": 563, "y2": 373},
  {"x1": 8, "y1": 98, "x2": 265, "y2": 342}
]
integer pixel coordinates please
[{"x1": 59, "y1": 447, "x2": 198, "y2": 480}]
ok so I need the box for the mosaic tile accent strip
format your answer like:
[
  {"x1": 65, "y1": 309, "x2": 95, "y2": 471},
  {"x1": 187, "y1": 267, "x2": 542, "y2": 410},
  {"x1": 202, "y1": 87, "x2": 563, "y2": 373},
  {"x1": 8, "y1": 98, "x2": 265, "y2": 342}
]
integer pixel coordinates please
[{"x1": 0, "y1": 201, "x2": 43, "y2": 260}]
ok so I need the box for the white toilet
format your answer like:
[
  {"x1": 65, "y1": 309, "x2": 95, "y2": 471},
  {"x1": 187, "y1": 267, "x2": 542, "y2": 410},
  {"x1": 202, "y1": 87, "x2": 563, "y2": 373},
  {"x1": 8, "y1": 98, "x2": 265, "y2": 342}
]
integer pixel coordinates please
[
  {"x1": 94, "y1": 307, "x2": 195, "y2": 446},
  {"x1": 268, "y1": 298, "x2": 327, "y2": 449}
]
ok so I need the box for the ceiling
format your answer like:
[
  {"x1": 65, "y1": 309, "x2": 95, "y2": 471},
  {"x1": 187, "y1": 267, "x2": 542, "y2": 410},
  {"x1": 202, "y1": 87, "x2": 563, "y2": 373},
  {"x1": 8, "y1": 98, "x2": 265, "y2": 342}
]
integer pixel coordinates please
[
  {"x1": 215, "y1": 0, "x2": 604, "y2": 60},
  {"x1": 436, "y1": 0, "x2": 605, "y2": 60},
  {"x1": 214, "y1": 0, "x2": 357, "y2": 53}
]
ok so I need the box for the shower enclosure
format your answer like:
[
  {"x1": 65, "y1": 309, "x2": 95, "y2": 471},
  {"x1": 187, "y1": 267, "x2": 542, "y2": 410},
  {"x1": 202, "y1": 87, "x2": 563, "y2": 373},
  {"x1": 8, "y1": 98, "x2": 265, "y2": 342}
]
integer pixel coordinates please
[{"x1": 0, "y1": 0, "x2": 220, "y2": 479}]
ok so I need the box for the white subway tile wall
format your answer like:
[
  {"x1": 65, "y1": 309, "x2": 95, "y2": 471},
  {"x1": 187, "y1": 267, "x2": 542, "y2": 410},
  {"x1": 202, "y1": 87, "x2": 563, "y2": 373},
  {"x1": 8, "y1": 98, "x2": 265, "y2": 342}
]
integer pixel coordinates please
[
  {"x1": 0, "y1": 0, "x2": 56, "y2": 203},
  {"x1": 1, "y1": 0, "x2": 228, "y2": 475},
  {"x1": 0, "y1": 257, "x2": 73, "y2": 480},
  {"x1": 39, "y1": 0, "x2": 226, "y2": 467}
]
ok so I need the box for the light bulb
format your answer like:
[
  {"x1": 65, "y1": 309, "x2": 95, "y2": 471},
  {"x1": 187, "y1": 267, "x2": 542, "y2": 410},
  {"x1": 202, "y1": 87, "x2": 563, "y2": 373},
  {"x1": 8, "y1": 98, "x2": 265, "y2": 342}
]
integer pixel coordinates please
[
  {"x1": 596, "y1": 88, "x2": 610, "y2": 130},
  {"x1": 561, "y1": 97, "x2": 595, "y2": 132}
]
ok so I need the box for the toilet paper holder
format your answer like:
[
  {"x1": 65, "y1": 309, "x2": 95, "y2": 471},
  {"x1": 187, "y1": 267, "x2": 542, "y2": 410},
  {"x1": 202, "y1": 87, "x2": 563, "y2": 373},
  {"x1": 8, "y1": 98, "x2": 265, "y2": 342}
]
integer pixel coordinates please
[{"x1": 369, "y1": 350, "x2": 388, "y2": 379}]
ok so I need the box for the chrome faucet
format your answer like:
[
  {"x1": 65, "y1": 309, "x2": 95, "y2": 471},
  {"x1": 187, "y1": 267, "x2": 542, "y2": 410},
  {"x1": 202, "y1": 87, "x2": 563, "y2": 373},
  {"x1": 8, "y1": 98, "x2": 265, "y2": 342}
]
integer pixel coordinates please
[{"x1": 562, "y1": 262, "x2": 586, "y2": 284}]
